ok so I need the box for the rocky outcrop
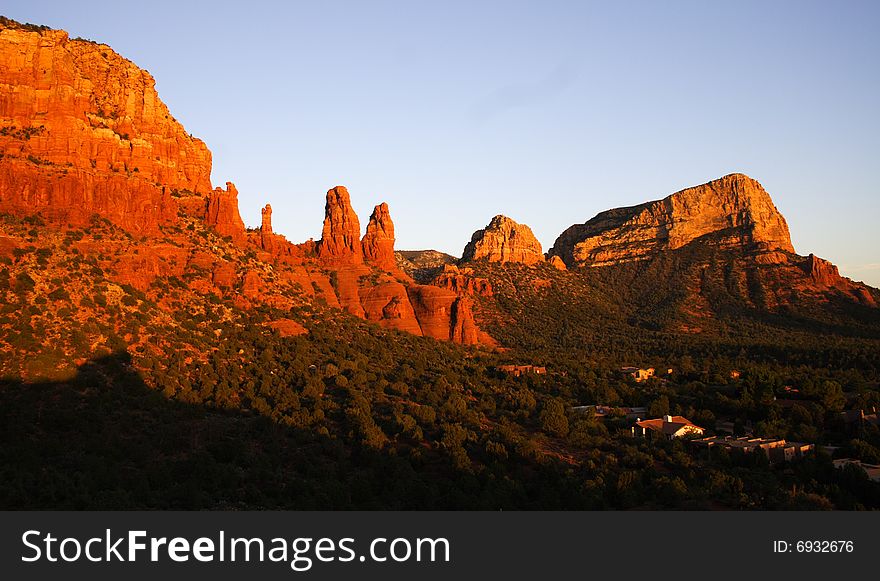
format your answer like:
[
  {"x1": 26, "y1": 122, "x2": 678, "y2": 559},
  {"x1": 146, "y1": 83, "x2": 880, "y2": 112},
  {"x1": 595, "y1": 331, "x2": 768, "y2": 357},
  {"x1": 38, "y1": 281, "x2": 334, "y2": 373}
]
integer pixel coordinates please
[
  {"x1": 406, "y1": 285, "x2": 459, "y2": 341},
  {"x1": 451, "y1": 296, "x2": 479, "y2": 345},
  {"x1": 205, "y1": 182, "x2": 246, "y2": 244},
  {"x1": 432, "y1": 264, "x2": 493, "y2": 297},
  {"x1": 361, "y1": 202, "x2": 397, "y2": 271},
  {"x1": 402, "y1": 285, "x2": 494, "y2": 345},
  {"x1": 549, "y1": 255, "x2": 567, "y2": 271},
  {"x1": 462, "y1": 215, "x2": 545, "y2": 265},
  {"x1": 0, "y1": 23, "x2": 213, "y2": 235},
  {"x1": 260, "y1": 203, "x2": 274, "y2": 251},
  {"x1": 252, "y1": 203, "x2": 309, "y2": 265},
  {"x1": 211, "y1": 261, "x2": 237, "y2": 289},
  {"x1": 550, "y1": 173, "x2": 795, "y2": 267},
  {"x1": 0, "y1": 165, "x2": 180, "y2": 234},
  {"x1": 798, "y1": 253, "x2": 876, "y2": 306},
  {"x1": 804, "y1": 254, "x2": 841, "y2": 288},
  {"x1": 265, "y1": 319, "x2": 308, "y2": 337},
  {"x1": 359, "y1": 281, "x2": 423, "y2": 335},
  {"x1": 317, "y1": 186, "x2": 363, "y2": 264}
]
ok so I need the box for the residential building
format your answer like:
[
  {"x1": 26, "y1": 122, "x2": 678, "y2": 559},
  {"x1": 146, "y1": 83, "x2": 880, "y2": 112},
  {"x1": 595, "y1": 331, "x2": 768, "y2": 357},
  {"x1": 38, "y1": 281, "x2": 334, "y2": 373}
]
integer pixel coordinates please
[
  {"x1": 691, "y1": 436, "x2": 813, "y2": 464},
  {"x1": 620, "y1": 367, "x2": 655, "y2": 382},
  {"x1": 632, "y1": 415, "x2": 704, "y2": 439},
  {"x1": 498, "y1": 365, "x2": 547, "y2": 377}
]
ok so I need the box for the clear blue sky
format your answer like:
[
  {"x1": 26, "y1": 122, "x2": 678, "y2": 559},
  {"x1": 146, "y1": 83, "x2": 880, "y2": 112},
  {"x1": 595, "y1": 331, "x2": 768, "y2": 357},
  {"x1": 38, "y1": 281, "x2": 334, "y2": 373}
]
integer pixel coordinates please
[{"x1": 6, "y1": 1, "x2": 880, "y2": 285}]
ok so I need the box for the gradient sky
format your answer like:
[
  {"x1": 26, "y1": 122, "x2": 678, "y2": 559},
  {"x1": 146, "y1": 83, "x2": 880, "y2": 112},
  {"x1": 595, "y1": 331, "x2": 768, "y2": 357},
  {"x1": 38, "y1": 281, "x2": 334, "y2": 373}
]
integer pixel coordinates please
[{"x1": 5, "y1": 1, "x2": 880, "y2": 285}]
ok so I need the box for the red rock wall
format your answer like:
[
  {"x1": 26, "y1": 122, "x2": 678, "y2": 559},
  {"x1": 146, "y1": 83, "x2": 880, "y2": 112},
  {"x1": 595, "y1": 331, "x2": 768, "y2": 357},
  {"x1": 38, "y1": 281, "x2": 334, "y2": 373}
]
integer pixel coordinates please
[{"x1": 0, "y1": 25, "x2": 214, "y2": 235}]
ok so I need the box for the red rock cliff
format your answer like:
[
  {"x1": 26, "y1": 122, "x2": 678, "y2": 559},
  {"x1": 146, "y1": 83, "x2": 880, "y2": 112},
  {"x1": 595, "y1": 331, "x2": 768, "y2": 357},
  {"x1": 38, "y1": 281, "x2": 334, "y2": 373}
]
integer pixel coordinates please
[{"x1": 0, "y1": 22, "x2": 213, "y2": 234}]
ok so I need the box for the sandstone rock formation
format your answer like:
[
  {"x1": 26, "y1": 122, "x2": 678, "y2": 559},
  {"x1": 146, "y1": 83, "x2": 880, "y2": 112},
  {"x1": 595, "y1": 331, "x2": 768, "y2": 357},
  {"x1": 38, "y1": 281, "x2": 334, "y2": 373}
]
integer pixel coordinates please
[
  {"x1": 265, "y1": 319, "x2": 308, "y2": 337},
  {"x1": 359, "y1": 281, "x2": 423, "y2": 335},
  {"x1": 260, "y1": 204, "x2": 274, "y2": 251},
  {"x1": 432, "y1": 264, "x2": 493, "y2": 297},
  {"x1": 549, "y1": 255, "x2": 567, "y2": 271},
  {"x1": 205, "y1": 182, "x2": 246, "y2": 244},
  {"x1": 405, "y1": 285, "x2": 460, "y2": 341},
  {"x1": 804, "y1": 254, "x2": 842, "y2": 288},
  {"x1": 451, "y1": 296, "x2": 480, "y2": 345},
  {"x1": 462, "y1": 215, "x2": 545, "y2": 265},
  {"x1": 361, "y1": 202, "x2": 397, "y2": 271},
  {"x1": 549, "y1": 173, "x2": 794, "y2": 267},
  {"x1": 798, "y1": 254, "x2": 875, "y2": 306},
  {"x1": 212, "y1": 261, "x2": 237, "y2": 289},
  {"x1": 318, "y1": 186, "x2": 363, "y2": 263},
  {"x1": 0, "y1": 22, "x2": 213, "y2": 235}
]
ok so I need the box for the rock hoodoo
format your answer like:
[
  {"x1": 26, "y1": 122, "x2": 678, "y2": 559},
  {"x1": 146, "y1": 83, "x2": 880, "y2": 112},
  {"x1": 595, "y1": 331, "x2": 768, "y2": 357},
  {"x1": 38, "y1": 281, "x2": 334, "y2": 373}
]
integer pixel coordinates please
[
  {"x1": 462, "y1": 215, "x2": 545, "y2": 265},
  {"x1": 317, "y1": 186, "x2": 363, "y2": 263},
  {"x1": 361, "y1": 202, "x2": 397, "y2": 272},
  {"x1": 549, "y1": 173, "x2": 795, "y2": 267},
  {"x1": 260, "y1": 203, "x2": 274, "y2": 251},
  {"x1": 204, "y1": 182, "x2": 246, "y2": 245}
]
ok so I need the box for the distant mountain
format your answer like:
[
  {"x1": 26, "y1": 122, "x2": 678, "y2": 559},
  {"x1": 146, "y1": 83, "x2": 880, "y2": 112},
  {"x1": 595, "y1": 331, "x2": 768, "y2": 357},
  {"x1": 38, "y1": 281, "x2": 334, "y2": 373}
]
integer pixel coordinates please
[
  {"x1": 544, "y1": 172, "x2": 875, "y2": 312},
  {"x1": 395, "y1": 249, "x2": 458, "y2": 282},
  {"x1": 549, "y1": 173, "x2": 794, "y2": 267}
]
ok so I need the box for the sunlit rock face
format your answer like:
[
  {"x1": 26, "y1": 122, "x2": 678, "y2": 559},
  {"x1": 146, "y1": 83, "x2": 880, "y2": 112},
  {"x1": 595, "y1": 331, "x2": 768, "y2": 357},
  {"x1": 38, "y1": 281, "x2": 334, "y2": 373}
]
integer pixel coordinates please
[
  {"x1": 462, "y1": 215, "x2": 545, "y2": 265},
  {"x1": 549, "y1": 173, "x2": 794, "y2": 267},
  {"x1": 0, "y1": 24, "x2": 213, "y2": 235}
]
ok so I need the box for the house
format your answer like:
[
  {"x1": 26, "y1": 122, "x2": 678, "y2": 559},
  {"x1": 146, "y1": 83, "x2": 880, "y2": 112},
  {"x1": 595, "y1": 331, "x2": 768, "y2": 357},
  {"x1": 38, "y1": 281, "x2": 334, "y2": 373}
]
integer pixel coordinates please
[
  {"x1": 769, "y1": 442, "x2": 814, "y2": 464},
  {"x1": 620, "y1": 367, "x2": 655, "y2": 382},
  {"x1": 498, "y1": 365, "x2": 547, "y2": 377},
  {"x1": 691, "y1": 436, "x2": 813, "y2": 464},
  {"x1": 840, "y1": 409, "x2": 880, "y2": 429},
  {"x1": 833, "y1": 459, "x2": 880, "y2": 483},
  {"x1": 632, "y1": 415, "x2": 704, "y2": 439}
]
